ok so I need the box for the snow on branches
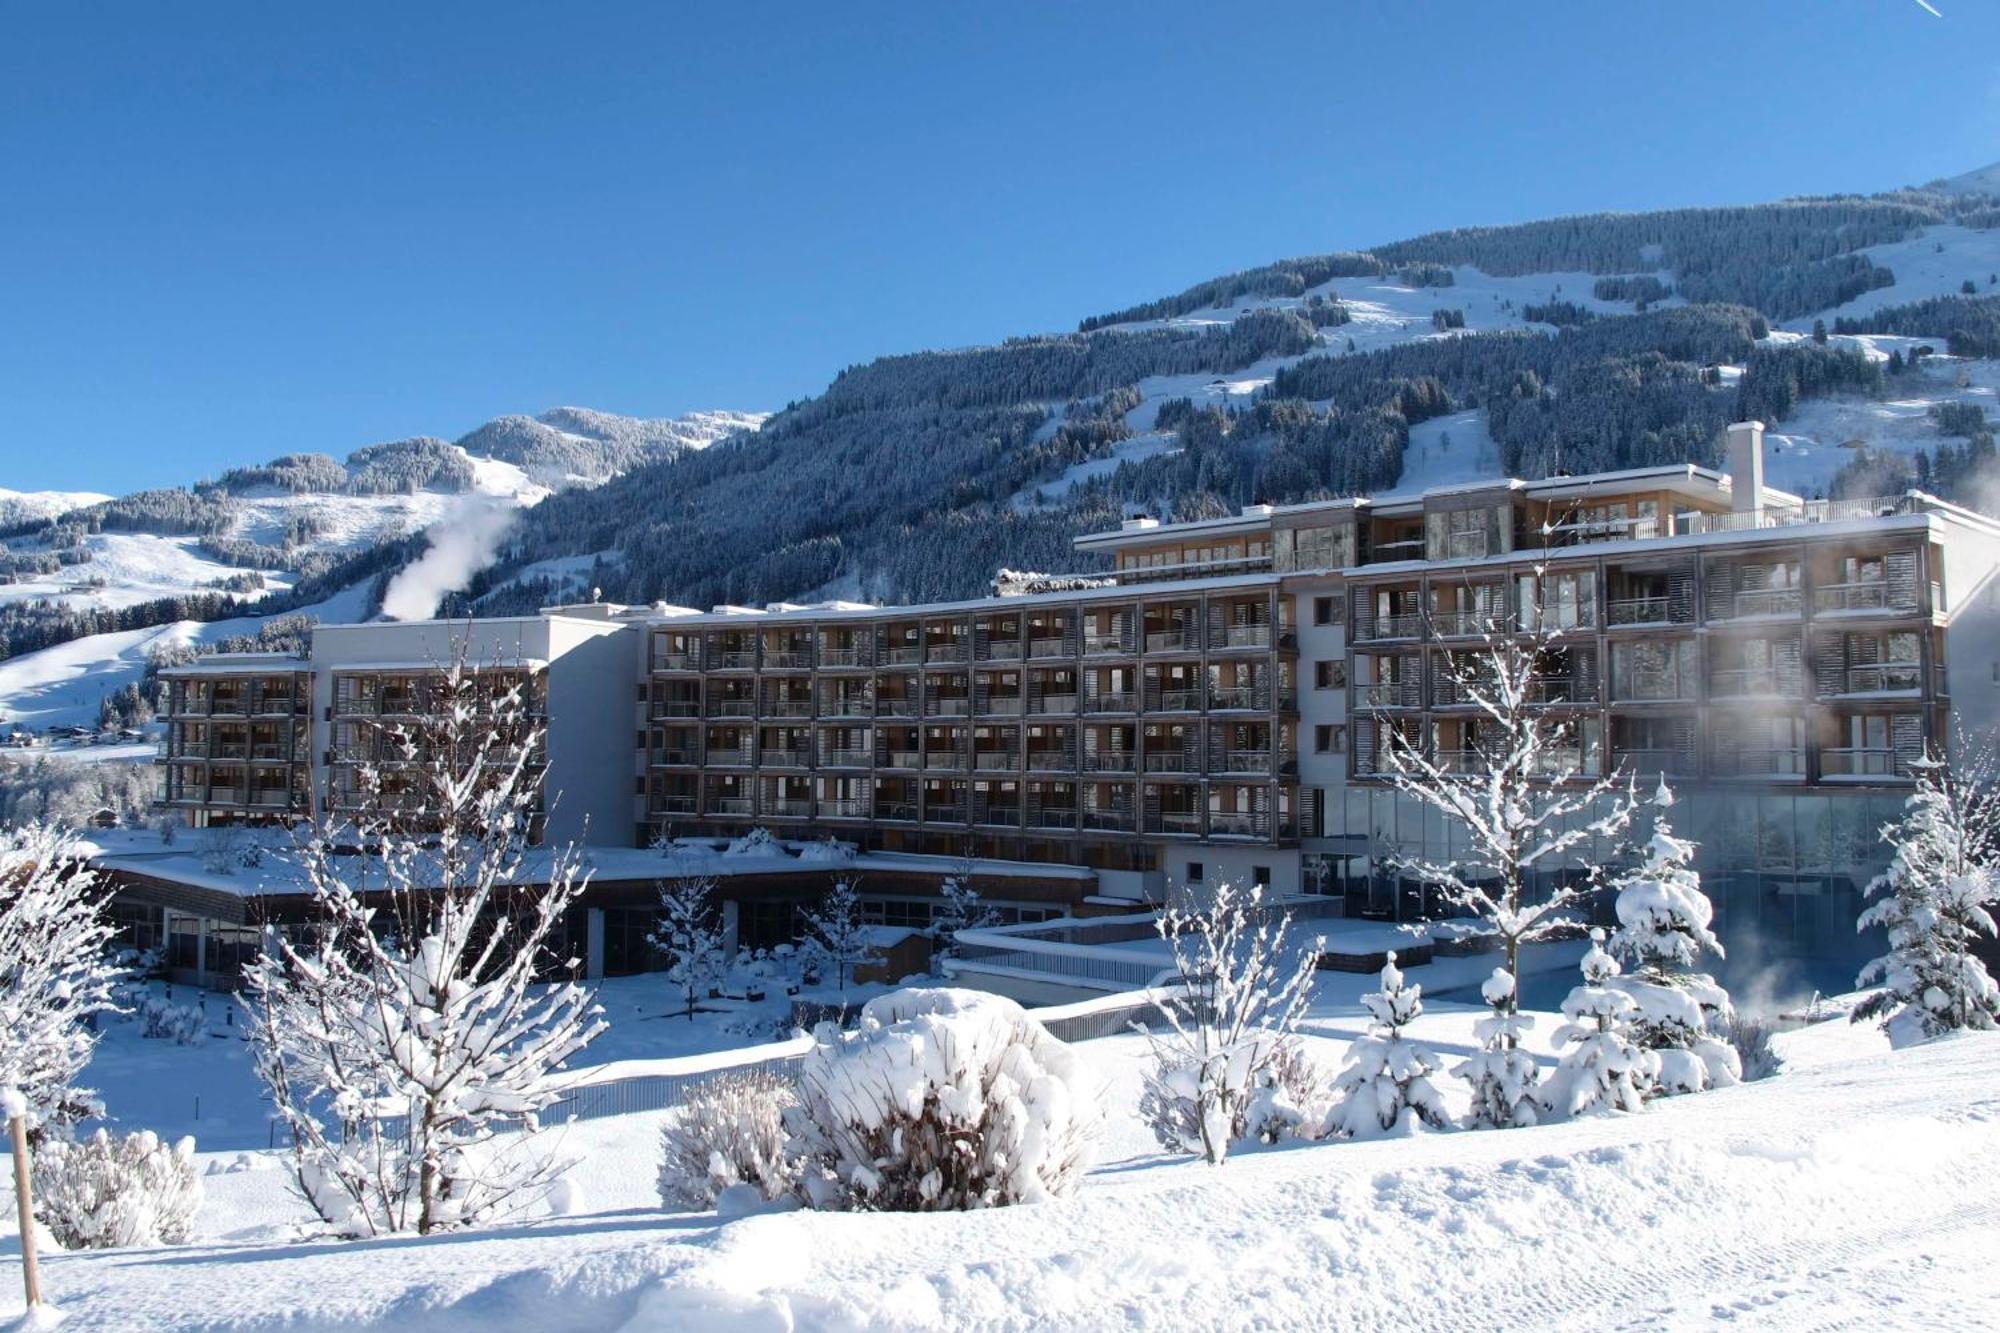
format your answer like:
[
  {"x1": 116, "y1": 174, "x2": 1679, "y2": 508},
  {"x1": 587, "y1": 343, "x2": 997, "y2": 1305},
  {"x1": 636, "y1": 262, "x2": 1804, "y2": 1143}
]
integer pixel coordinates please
[
  {"x1": 1607, "y1": 782, "x2": 1739, "y2": 1094},
  {"x1": 799, "y1": 877, "x2": 879, "y2": 1007},
  {"x1": 1382, "y1": 614, "x2": 1643, "y2": 1005},
  {"x1": 656, "y1": 1068, "x2": 801, "y2": 1211},
  {"x1": 1854, "y1": 750, "x2": 2000, "y2": 1047},
  {"x1": 1545, "y1": 929, "x2": 1657, "y2": 1117},
  {"x1": 1137, "y1": 881, "x2": 1322, "y2": 1164},
  {"x1": 242, "y1": 645, "x2": 606, "y2": 1236},
  {"x1": 1453, "y1": 968, "x2": 1540, "y2": 1129},
  {"x1": 790, "y1": 988, "x2": 1100, "y2": 1210},
  {"x1": 0, "y1": 822, "x2": 124, "y2": 1133},
  {"x1": 33, "y1": 1128, "x2": 201, "y2": 1250},
  {"x1": 650, "y1": 876, "x2": 730, "y2": 1020},
  {"x1": 1327, "y1": 952, "x2": 1448, "y2": 1138}
]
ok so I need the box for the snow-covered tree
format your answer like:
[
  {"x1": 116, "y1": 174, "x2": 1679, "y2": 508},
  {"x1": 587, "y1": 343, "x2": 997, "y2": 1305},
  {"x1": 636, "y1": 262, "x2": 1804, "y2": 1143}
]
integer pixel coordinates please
[
  {"x1": 1383, "y1": 615, "x2": 1643, "y2": 1023},
  {"x1": 0, "y1": 823, "x2": 124, "y2": 1134},
  {"x1": 1854, "y1": 751, "x2": 2000, "y2": 1047},
  {"x1": 1136, "y1": 881, "x2": 1321, "y2": 1164},
  {"x1": 789, "y1": 988, "x2": 1099, "y2": 1210},
  {"x1": 649, "y1": 875, "x2": 730, "y2": 1020},
  {"x1": 1452, "y1": 967, "x2": 1541, "y2": 1128},
  {"x1": 32, "y1": 1128, "x2": 201, "y2": 1250},
  {"x1": 242, "y1": 650, "x2": 607, "y2": 1237},
  {"x1": 1544, "y1": 929, "x2": 1657, "y2": 1117},
  {"x1": 1327, "y1": 952, "x2": 1449, "y2": 1138},
  {"x1": 927, "y1": 864, "x2": 997, "y2": 961},
  {"x1": 799, "y1": 877, "x2": 878, "y2": 1008},
  {"x1": 1607, "y1": 781, "x2": 1739, "y2": 1094}
]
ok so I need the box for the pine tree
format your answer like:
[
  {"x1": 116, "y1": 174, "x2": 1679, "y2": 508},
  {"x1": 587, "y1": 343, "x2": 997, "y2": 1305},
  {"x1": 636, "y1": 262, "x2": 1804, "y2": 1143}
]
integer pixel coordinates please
[
  {"x1": 1544, "y1": 929, "x2": 1656, "y2": 1117},
  {"x1": 650, "y1": 875, "x2": 730, "y2": 1021},
  {"x1": 1326, "y1": 952, "x2": 1448, "y2": 1138},
  {"x1": 1853, "y1": 753, "x2": 2000, "y2": 1047},
  {"x1": 1607, "y1": 782, "x2": 1740, "y2": 1095},
  {"x1": 1452, "y1": 967, "x2": 1541, "y2": 1128}
]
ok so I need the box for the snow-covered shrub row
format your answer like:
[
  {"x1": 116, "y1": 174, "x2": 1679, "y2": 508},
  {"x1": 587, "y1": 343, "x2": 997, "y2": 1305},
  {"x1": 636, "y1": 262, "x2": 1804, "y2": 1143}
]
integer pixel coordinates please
[
  {"x1": 656, "y1": 1069, "x2": 801, "y2": 1211},
  {"x1": 790, "y1": 989, "x2": 1099, "y2": 1211},
  {"x1": 32, "y1": 1128, "x2": 202, "y2": 1250}
]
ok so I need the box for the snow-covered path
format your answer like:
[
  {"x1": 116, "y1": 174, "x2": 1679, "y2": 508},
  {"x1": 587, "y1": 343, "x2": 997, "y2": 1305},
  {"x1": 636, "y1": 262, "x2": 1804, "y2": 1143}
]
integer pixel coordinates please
[{"x1": 11, "y1": 1019, "x2": 1998, "y2": 1331}]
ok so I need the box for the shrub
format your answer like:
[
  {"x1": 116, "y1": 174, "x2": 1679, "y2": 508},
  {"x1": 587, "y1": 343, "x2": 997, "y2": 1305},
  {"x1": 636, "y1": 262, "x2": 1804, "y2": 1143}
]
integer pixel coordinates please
[
  {"x1": 656, "y1": 1068, "x2": 801, "y2": 1210},
  {"x1": 1723, "y1": 1013, "x2": 1783, "y2": 1082},
  {"x1": 790, "y1": 988, "x2": 1099, "y2": 1210},
  {"x1": 33, "y1": 1128, "x2": 202, "y2": 1249},
  {"x1": 141, "y1": 998, "x2": 207, "y2": 1046}
]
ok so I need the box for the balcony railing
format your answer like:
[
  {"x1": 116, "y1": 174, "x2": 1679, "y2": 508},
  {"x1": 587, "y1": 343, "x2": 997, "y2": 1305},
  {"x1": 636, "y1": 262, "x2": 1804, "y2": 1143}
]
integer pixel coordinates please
[
  {"x1": 877, "y1": 698, "x2": 920, "y2": 718},
  {"x1": 764, "y1": 650, "x2": 812, "y2": 669},
  {"x1": 1026, "y1": 749, "x2": 1076, "y2": 770},
  {"x1": 979, "y1": 697, "x2": 1025, "y2": 716},
  {"x1": 876, "y1": 801, "x2": 919, "y2": 822},
  {"x1": 1710, "y1": 667, "x2": 1788, "y2": 697},
  {"x1": 818, "y1": 647, "x2": 864, "y2": 668},
  {"x1": 1356, "y1": 681, "x2": 1414, "y2": 709},
  {"x1": 1083, "y1": 634, "x2": 1126, "y2": 655},
  {"x1": 651, "y1": 748, "x2": 700, "y2": 767},
  {"x1": 924, "y1": 751, "x2": 965, "y2": 770},
  {"x1": 1085, "y1": 751, "x2": 1137, "y2": 772},
  {"x1": 1611, "y1": 747, "x2": 1692, "y2": 777},
  {"x1": 1207, "y1": 812, "x2": 1268, "y2": 839},
  {"x1": 823, "y1": 747, "x2": 872, "y2": 767},
  {"x1": 1823, "y1": 747, "x2": 1906, "y2": 778},
  {"x1": 1148, "y1": 811, "x2": 1204, "y2": 836},
  {"x1": 1606, "y1": 596, "x2": 1671, "y2": 627},
  {"x1": 705, "y1": 749, "x2": 755, "y2": 767},
  {"x1": 884, "y1": 750, "x2": 922, "y2": 769},
  {"x1": 1523, "y1": 679, "x2": 1594, "y2": 706},
  {"x1": 820, "y1": 798, "x2": 868, "y2": 818},
  {"x1": 926, "y1": 804, "x2": 968, "y2": 823},
  {"x1": 973, "y1": 752, "x2": 1018, "y2": 771},
  {"x1": 1430, "y1": 610, "x2": 1514, "y2": 638},
  {"x1": 1028, "y1": 637, "x2": 1068, "y2": 658},
  {"x1": 883, "y1": 646, "x2": 923, "y2": 666},
  {"x1": 1086, "y1": 691, "x2": 1137, "y2": 713},
  {"x1": 1715, "y1": 587, "x2": 1801, "y2": 619},
  {"x1": 1081, "y1": 809, "x2": 1135, "y2": 832},
  {"x1": 1840, "y1": 664, "x2": 1923, "y2": 694},
  {"x1": 707, "y1": 699, "x2": 756, "y2": 718},
  {"x1": 981, "y1": 640, "x2": 1023, "y2": 661},
  {"x1": 653, "y1": 795, "x2": 697, "y2": 815},
  {"x1": 1366, "y1": 537, "x2": 1426, "y2": 564},
  {"x1": 651, "y1": 699, "x2": 701, "y2": 718},
  {"x1": 765, "y1": 798, "x2": 812, "y2": 818},
  {"x1": 1712, "y1": 748, "x2": 1806, "y2": 777},
  {"x1": 763, "y1": 699, "x2": 813, "y2": 718},
  {"x1": 1355, "y1": 613, "x2": 1423, "y2": 641},
  {"x1": 1208, "y1": 686, "x2": 1265, "y2": 711},
  {"x1": 973, "y1": 805, "x2": 1022, "y2": 828},
  {"x1": 763, "y1": 749, "x2": 813, "y2": 769},
  {"x1": 1612, "y1": 671, "x2": 1693, "y2": 703},
  {"x1": 1028, "y1": 807, "x2": 1079, "y2": 829},
  {"x1": 651, "y1": 651, "x2": 698, "y2": 672},
  {"x1": 926, "y1": 697, "x2": 972, "y2": 717},
  {"x1": 709, "y1": 797, "x2": 755, "y2": 816},
  {"x1": 1214, "y1": 624, "x2": 1271, "y2": 649},
  {"x1": 1032, "y1": 693, "x2": 1079, "y2": 715},
  {"x1": 927, "y1": 643, "x2": 968, "y2": 663},
  {"x1": 1217, "y1": 750, "x2": 1274, "y2": 774},
  {"x1": 1813, "y1": 582, "x2": 1896, "y2": 613},
  {"x1": 714, "y1": 650, "x2": 758, "y2": 670},
  {"x1": 1154, "y1": 689, "x2": 1202, "y2": 713},
  {"x1": 820, "y1": 697, "x2": 873, "y2": 717},
  {"x1": 1145, "y1": 630, "x2": 1194, "y2": 653},
  {"x1": 1144, "y1": 751, "x2": 1195, "y2": 773}
]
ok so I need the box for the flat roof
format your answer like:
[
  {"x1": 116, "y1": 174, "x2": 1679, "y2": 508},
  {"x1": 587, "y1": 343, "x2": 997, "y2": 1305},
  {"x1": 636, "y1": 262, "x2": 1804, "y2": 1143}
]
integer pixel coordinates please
[{"x1": 157, "y1": 654, "x2": 310, "y2": 678}]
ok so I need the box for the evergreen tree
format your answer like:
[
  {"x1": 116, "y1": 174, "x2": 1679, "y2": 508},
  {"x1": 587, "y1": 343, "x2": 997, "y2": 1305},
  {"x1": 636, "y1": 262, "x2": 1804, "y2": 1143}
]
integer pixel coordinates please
[
  {"x1": 1544, "y1": 929, "x2": 1657, "y2": 1117},
  {"x1": 1326, "y1": 952, "x2": 1449, "y2": 1138},
  {"x1": 1452, "y1": 967, "x2": 1541, "y2": 1128},
  {"x1": 1606, "y1": 782, "x2": 1741, "y2": 1095}
]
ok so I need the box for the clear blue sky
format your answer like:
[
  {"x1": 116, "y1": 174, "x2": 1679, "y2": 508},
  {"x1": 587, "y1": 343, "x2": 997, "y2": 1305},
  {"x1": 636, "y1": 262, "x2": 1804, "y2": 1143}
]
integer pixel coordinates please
[{"x1": 3, "y1": 1, "x2": 1996, "y2": 493}]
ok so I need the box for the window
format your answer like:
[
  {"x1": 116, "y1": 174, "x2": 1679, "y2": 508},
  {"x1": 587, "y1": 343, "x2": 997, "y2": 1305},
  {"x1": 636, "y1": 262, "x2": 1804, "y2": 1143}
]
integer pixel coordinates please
[
  {"x1": 1186, "y1": 860, "x2": 1205, "y2": 882},
  {"x1": 1313, "y1": 660, "x2": 1346, "y2": 689},
  {"x1": 1314, "y1": 724, "x2": 1347, "y2": 754},
  {"x1": 1252, "y1": 865, "x2": 1271, "y2": 887},
  {"x1": 1312, "y1": 595, "x2": 1336, "y2": 626}
]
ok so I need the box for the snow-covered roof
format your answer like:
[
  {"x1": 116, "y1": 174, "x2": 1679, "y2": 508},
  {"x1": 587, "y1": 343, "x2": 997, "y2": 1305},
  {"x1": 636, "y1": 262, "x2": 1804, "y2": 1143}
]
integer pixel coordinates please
[
  {"x1": 639, "y1": 573, "x2": 1281, "y2": 628},
  {"x1": 323, "y1": 657, "x2": 548, "y2": 673},
  {"x1": 156, "y1": 654, "x2": 310, "y2": 678}
]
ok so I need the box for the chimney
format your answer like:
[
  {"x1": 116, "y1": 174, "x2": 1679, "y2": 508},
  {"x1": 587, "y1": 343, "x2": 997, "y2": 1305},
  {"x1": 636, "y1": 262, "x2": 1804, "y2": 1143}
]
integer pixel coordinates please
[{"x1": 1727, "y1": 420, "x2": 1765, "y2": 515}]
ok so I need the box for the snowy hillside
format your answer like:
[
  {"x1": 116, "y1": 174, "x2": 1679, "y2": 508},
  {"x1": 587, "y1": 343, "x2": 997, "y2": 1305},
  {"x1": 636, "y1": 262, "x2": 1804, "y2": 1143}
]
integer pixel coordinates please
[
  {"x1": 0, "y1": 487, "x2": 110, "y2": 528},
  {"x1": 11, "y1": 977, "x2": 1996, "y2": 1331}
]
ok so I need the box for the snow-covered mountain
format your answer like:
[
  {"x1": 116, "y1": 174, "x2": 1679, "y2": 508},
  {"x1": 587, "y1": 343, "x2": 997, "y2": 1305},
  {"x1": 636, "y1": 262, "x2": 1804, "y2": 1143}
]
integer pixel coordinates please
[
  {"x1": 1933, "y1": 160, "x2": 2000, "y2": 196},
  {"x1": 0, "y1": 487, "x2": 112, "y2": 528}
]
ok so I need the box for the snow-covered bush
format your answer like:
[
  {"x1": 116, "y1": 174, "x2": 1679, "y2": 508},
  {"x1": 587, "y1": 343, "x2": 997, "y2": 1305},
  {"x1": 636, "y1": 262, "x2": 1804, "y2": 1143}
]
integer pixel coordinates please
[
  {"x1": 140, "y1": 997, "x2": 207, "y2": 1046},
  {"x1": 0, "y1": 823, "x2": 124, "y2": 1132},
  {"x1": 789, "y1": 988, "x2": 1099, "y2": 1211},
  {"x1": 1327, "y1": 953, "x2": 1448, "y2": 1138},
  {"x1": 1721, "y1": 1013, "x2": 1783, "y2": 1082},
  {"x1": 1136, "y1": 882, "x2": 1321, "y2": 1164},
  {"x1": 1453, "y1": 967, "x2": 1540, "y2": 1129},
  {"x1": 657, "y1": 1068, "x2": 801, "y2": 1211},
  {"x1": 1607, "y1": 784, "x2": 1739, "y2": 1096},
  {"x1": 1854, "y1": 754, "x2": 2000, "y2": 1047},
  {"x1": 1543, "y1": 930, "x2": 1657, "y2": 1117},
  {"x1": 1241, "y1": 1035, "x2": 1332, "y2": 1144},
  {"x1": 32, "y1": 1128, "x2": 202, "y2": 1250}
]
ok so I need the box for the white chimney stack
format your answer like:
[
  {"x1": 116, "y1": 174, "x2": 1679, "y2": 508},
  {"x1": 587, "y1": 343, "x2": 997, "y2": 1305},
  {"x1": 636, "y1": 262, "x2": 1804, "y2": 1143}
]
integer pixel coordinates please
[{"x1": 1727, "y1": 420, "x2": 1765, "y2": 515}]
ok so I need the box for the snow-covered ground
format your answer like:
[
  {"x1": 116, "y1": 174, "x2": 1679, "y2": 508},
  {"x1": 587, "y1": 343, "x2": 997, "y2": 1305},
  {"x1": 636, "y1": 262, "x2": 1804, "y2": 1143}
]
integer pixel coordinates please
[
  {"x1": 10, "y1": 973, "x2": 1996, "y2": 1332},
  {"x1": 1388, "y1": 408, "x2": 1503, "y2": 494},
  {"x1": 0, "y1": 489, "x2": 111, "y2": 528},
  {"x1": 1780, "y1": 223, "x2": 2000, "y2": 334}
]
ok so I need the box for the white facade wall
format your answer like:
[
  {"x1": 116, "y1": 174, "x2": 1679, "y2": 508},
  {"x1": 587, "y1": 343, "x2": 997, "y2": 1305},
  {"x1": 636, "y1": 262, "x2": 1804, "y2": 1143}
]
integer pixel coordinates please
[{"x1": 1940, "y1": 523, "x2": 2000, "y2": 745}]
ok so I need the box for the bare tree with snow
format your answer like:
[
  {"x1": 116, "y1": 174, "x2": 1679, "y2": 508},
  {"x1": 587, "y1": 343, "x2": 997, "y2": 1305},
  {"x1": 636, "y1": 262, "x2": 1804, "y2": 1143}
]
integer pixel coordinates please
[
  {"x1": 1327, "y1": 951, "x2": 1449, "y2": 1138},
  {"x1": 1136, "y1": 881, "x2": 1321, "y2": 1164},
  {"x1": 649, "y1": 875, "x2": 730, "y2": 1020},
  {"x1": 1607, "y1": 781, "x2": 1740, "y2": 1094},
  {"x1": 1383, "y1": 612, "x2": 1643, "y2": 1020},
  {"x1": 927, "y1": 862, "x2": 997, "y2": 962},
  {"x1": 1854, "y1": 749, "x2": 2000, "y2": 1047},
  {"x1": 0, "y1": 823, "x2": 124, "y2": 1136},
  {"x1": 242, "y1": 649, "x2": 606, "y2": 1236},
  {"x1": 799, "y1": 877, "x2": 878, "y2": 1009},
  {"x1": 1544, "y1": 928, "x2": 1657, "y2": 1117}
]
